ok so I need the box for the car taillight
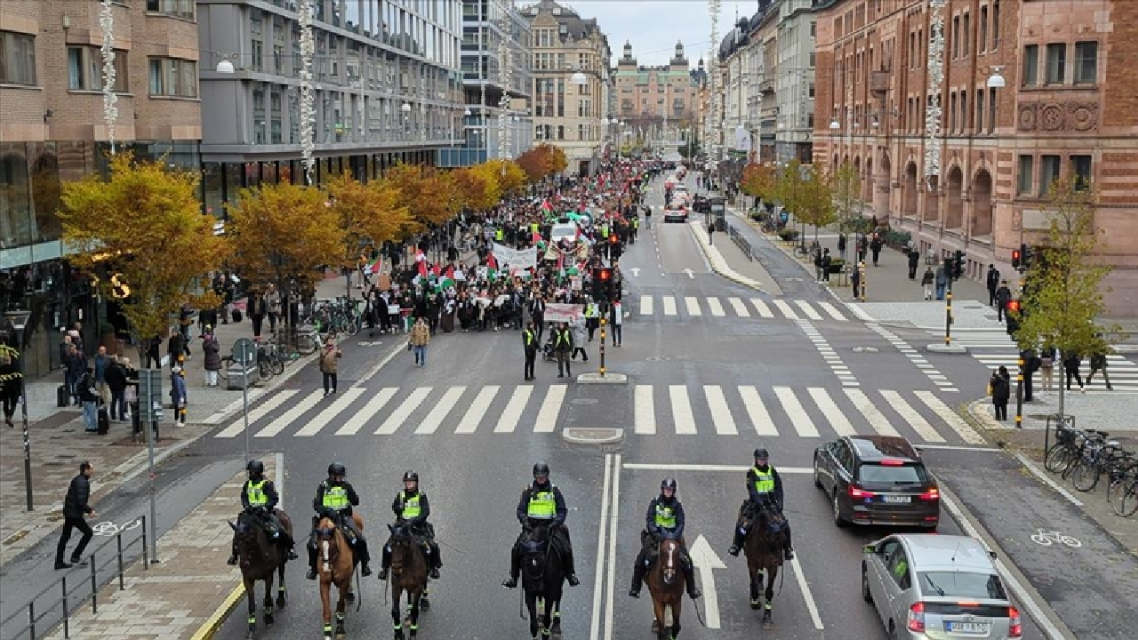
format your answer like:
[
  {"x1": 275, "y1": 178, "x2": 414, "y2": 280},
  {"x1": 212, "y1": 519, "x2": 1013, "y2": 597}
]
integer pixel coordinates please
[
  {"x1": 919, "y1": 487, "x2": 940, "y2": 500},
  {"x1": 848, "y1": 485, "x2": 876, "y2": 498},
  {"x1": 1009, "y1": 606, "x2": 1022, "y2": 638},
  {"x1": 906, "y1": 602, "x2": 926, "y2": 633}
]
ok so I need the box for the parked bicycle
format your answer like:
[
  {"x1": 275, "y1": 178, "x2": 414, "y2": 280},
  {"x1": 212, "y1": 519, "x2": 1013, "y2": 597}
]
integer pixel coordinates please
[{"x1": 1042, "y1": 421, "x2": 1136, "y2": 517}]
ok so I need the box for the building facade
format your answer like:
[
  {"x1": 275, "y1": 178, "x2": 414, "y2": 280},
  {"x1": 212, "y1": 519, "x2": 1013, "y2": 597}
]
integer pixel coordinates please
[
  {"x1": 441, "y1": 0, "x2": 532, "y2": 167},
  {"x1": 1, "y1": 0, "x2": 202, "y2": 377},
  {"x1": 197, "y1": 0, "x2": 464, "y2": 215},
  {"x1": 813, "y1": 0, "x2": 1137, "y2": 315},
  {"x1": 613, "y1": 41, "x2": 699, "y2": 150},
  {"x1": 523, "y1": 0, "x2": 610, "y2": 176}
]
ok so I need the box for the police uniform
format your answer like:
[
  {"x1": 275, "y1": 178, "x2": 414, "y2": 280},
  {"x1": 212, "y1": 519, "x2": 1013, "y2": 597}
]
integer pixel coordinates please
[
  {"x1": 502, "y1": 462, "x2": 579, "y2": 588},
  {"x1": 523, "y1": 325, "x2": 538, "y2": 380},
  {"x1": 228, "y1": 460, "x2": 296, "y2": 564},
  {"x1": 728, "y1": 449, "x2": 794, "y2": 560},
  {"x1": 378, "y1": 471, "x2": 441, "y2": 580},
  {"x1": 306, "y1": 462, "x2": 372, "y2": 579},
  {"x1": 629, "y1": 479, "x2": 701, "y2": 600}
]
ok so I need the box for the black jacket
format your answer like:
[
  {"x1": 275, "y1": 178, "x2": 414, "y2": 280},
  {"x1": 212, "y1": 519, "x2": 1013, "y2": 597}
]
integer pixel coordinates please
[
  {"x1": 392, "y1": 490, "x2": 431, "y2": 526},
  {"x1": 746, "y1": 465, "x2": 785, "y2": 507},
  {"x1": 516, "y1": 482, "x2": 567, "y2": 527},
  {"x1": 63, "y1": 473, "x2": 94, "y2": 519},
  {"x1": 313, "y1": 480, "x2": 360, "y2": 516},
  {"x1": 241, "y1": 477, "x2": 280, "y2": 511},
  {"x1": 645, "y1": 496, "x2": 685, "y2": 539},
  {"x1": 987, "y1": 268, "x2": 1001, "y2": 290}
]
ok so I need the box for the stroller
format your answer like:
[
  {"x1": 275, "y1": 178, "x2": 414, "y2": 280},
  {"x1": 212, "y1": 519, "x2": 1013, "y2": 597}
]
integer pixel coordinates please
[{"x1": 542, "y1": 335, "x2": 558, "y2": 363}]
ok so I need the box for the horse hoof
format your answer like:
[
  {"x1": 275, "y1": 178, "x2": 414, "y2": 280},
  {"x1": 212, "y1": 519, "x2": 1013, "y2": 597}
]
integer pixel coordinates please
[
  {"x1": 750, "y1": 600, "x2": 761, "y2": 611},
  {"x1": 651, "y1": 620, "x2": 660, "y2": 634},
  {"x1": 394, "y1": 631, "x2": 404, "y2": 640},
  {"x1": 420, "y1": 597, "x2": 430, "y2": 611},
  {"x1": 275, "y1": 595, "x2": 287, "y2": 609},
  {"x1": 264, "y1": 613, "x2": 274, "y2": 626},
  {"x1": 335, "y1": 629, "x2": 346, "y2": 640},
  {"x1": 345, "y1": 591, "x2": 356, "y2": 602},
  {"x1": 245, "y1": 630, "x2": 256, "y2": 640}
]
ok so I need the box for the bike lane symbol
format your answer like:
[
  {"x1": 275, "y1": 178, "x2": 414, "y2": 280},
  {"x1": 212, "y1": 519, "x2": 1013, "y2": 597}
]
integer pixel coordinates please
[
  {"x1": 1030, "y1": 529, "x2": 1082, "y2": 548},
  {"x1": 91, "y1": 519, "x2": 143, "y2": 537}
]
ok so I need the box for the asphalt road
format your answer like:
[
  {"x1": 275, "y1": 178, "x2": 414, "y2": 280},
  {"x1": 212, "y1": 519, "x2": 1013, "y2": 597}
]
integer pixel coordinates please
[{"x1": 195, "y1": 175, "x2": 1058, "y2": 640}]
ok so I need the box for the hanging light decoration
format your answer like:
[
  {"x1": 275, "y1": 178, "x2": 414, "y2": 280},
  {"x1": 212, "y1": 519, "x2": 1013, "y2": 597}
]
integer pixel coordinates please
[
  {"x1": 297, "y1": 0, "x2": 316, "y2": 184},
  {"x1": 924, "y1": 0, "x2": 947, "y2": 184},
  {"x1": 99, "y1": 0, "x2": 118, "y2": 154},
  {"x1": 497, "y1": 0, "x2": 513, "y2": 160},
  {"x1": 707, "y1": 0, "x2": 721, "y2": 162}
]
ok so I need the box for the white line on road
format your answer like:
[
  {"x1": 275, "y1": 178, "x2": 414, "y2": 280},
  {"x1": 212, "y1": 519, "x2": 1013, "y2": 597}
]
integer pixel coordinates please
[
  {"x1": 640, "y1": 295, "x2": 654, "y2": 316},
  {"x1": 414, "y1": 386, "x2": 465, "y2": 435},
  {"x1": 589, "y1": 454, "x2": 613, "y2": 640},
  {"x1": 1014, "y1": 453, "x2": 1084, "y2": 506},
  {"x1": 254, "y1": 390, "x2": 323, "y2": 438},
  {"x1": 375, "y1": 387, "x2": 431, "y2": 434},
  {"x1": 494, "y1": 385, "x2": 534, "y2": 433},
  {"x1": 669, "y1": 385, "x2": 697, "y2": 435},
  {"x1": 880, "y1": 390, "x2": 946, "y2": 443},
  {"x1": 915, "y1": 444, "x2": 1002, "y2": 452},
  {"x1": 623, "y1": 463, "x2": 812, "y2": 474},
  {"x1": 533, "y1": 385, "x2": 567, "y2": 433},
  {"x1": 707, "y1": 298, "x2": 726, "y2": 317},
  {"x1": 790, "y1": 555, "x2": 825, "y2": 630},
  {"x1": 750, "y1": 298, "x2": 774, "y2": 318},
  {"x1": 685, "y1": 296, "x2": 702, "y2": 316},
  {"x1": 294, "y1": 388, "x2": 365, "y2": 437},
  {"x1": 795, "y1": 300, "x2": 824, "y2": 321},
  {"x1": 914, "y1": 391, "x2": 986, "y2": 445},
  {"x1": 455, "y1": 385, "x2": 498, "y2": 434},
  {"x1": 603, "y1": 453, "x2": 622, "y2": 640},
  {"x1": 335, "y1": 388, "x2": 396, "y2": 435},
  {"x1": 353, "y1": 340, "x2": 403, "y2": 388},
  {"x1": 818, "y1": 301, "x2": 847, "y2": 321},
  {"x1": 728, "y1": 297, "x2": 750, "y2": 317},
  {"x1": 705, "y1": 385, "x2": 738, "y2": 435},
  {"x1": 773, "y1": 299, "x2": 799, "y2": 320},
  {"x1": 738, "y1": 385, "x2": 778, "y2": 436},
  {"x1": 810, "y1": 387, "x2": 856, "y2": 436},
  {"x1": 634, "y1": 385, "x2": 656, "y2": 435},
  {"x1": 843, "y1": 389, "x2": 901, "y2": 437},
  {"x1": 275, "y1": 452, "x2": 285, "y2": 500},
  {"x1": 774, "y1": 386, "x2": 820, "y2": 438},
  {"x1": 215, "y1": 389, "x2": 298, "y2": 438},
  {"x1": 662, "y1": 296, "x2": 678, "y2": 316}
]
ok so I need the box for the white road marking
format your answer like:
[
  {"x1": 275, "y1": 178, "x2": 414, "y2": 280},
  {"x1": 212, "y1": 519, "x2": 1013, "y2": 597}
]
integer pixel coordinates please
[
  {"x1": 843, "y1": 389, "x2": 901, "y2": 437},
  {"x1": 795, "y1": 300, "x2": 824, "y2": 321},
  {"x1": 335, "y1": 387, "x2": 396, "y2": 435},
  {"x1": 215, "y1": 389, "x2": 298, "y2": 438},
  {"x1": 669, "y1": 385, "x2": 697, "y2": 435},
  {"x1": 493, "y1": 386, "x2": 534, "y2": 433},
  {"x1": 533, "y1": 385, "x2": 567, "y2": 433},
  {"x1": 809, "y1": 387, "x2": 856, "y2": 436},
  {"x1": 589, "y1": 454, "x2": 613, "y2": 640},
  {"x1": 704, "y1": 385, "x2": 738, "y2": 435},
  {"x1": 640, "y1": 295, "x2": 654, "y2": 316},
  {"x1": 818, "y1": 301, "x2": 847, "y2": 321},
  {"x1": 739, "y1": 385, "x2": 778, "y2": 436},
  {"x1": 254, "y1": 390, "x2": 323, "y2": 438},
  {"x1": 414, "y1": 386, "x2": 466, "y2": 435},
  {"x1": 728, "y1": 297, "x2": 750, "y2": 317},
  {"x1": 623, "y1": 463, "x2": 812, "y2": 474},
  {"x1": 374, "y1": 387, "x2": 431, "y2": 435},
  {"x1": 454, "y1": 386, "x2": 498, "y2": 434},
  {"x1": 634, "y1": 385, "x2": 656, "y2": 435},
  {"x1": 603, "y1": 454, "x2": 622, "y2": 640},
  {"x1": 662, "y1": 296, "x2": 678, "y2": 316},
  {"x1": 707, "y1": 298, "x2": 726, "y2": 317},
  {"x1": 880, "y1": 390, "x2": 945, "y2": 443},
  {"x1": 772, "y1": 299, "x2": 799, "y2": 320},
  {"x1": 774, "y1": 386, "x2": 820, "y2": 437},
  {"x1": 750, "y1": 298, "x2": 774, "y2": 318},
  {"x1": 914, "y1": 390, "x2": 986, "y2": 445},
  {"x1": 685, "y1": 296, "x2": 702, "y2": 316},
  {"x1": 791, "y1": 555, "x2": 825, "y2": 630},
  {"x1": 294, "y1": 388, "x2": 365, "y2": 437}
]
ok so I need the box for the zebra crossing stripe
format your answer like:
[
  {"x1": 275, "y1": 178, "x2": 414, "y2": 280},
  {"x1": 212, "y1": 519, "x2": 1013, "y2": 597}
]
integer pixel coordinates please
[
  {"x1": 810, "y1": 388, "x2": 856, "y2": 436},
  {"x1": 640, "y1": 295, "x2": 654, "y2": 316},
  {"x1": 336, "y1": 387, "x2": 396, "y2": 435},
  {"x1": 216, "y1": 389, "x2": 298, "y2": 438},
  {"x1": 295, "y1": 388, "x2": 365, "y2": 437},
  {"x1": 255, "y1": 391, "x2": 324, "y2": 438},
  {"x1": 818, "y1": 301, "x2": 846, "y2": 321},
  {"x1": 704, "y1": 385, "x2": 738, "y2": 435},
  {"x1": 750, "y1": 299, "x2": 774, "y2": 318},
  {"x1": 495, "y1": 386, "x2": 534, "y2": 433},
  {"x1": 635, "y1": 385, "x2": 656, "y2": 435},
  {"x1": 772, "y1": 300, "x2": 798, "y2": 320},
  {"x1": 685, "y1": 297, "x2": 702, "y2": 316},
  {"x1": 738, "y1": 385, "x2": 778, "y2": 436},
  {"x1": 375, "y1": 387, "x2": 432, "y2": 435},
  {"x1": 534, "y1": 385, "x2": 567, "y2": 433},
  {"x1": 880, "y1": 390, "x2": 945, "y2": 443},
  {"x1": 774, "y1": 386, "x2": 819, "y2": 438},
  {"x1": 707, "y1": 298, "x2": 726, "y2": 317},
  {"x1": 843, "y1": 389, "x2": 901, "y2": 437},
  {"x1": 662, "y1": 296, "x2": 678, "y2": 316},
  {"x1": 728, "y1": 297, "x2": 750, "y2": 317},
  {"x1": 795, "y1": 300, "x2": 823, "y2": 321},
  {"x1": 913, "y1": 391, "x2": 985, "y2": 445},
  {"x1": 415, "y1": 386, "x2": 466, "y2": 435},
  {"x1": 669, "y1": 386, "x2": 698, "y2": 435},
  {"x1": 455, "y1": 386, "x2": 498, "y2": 434}
]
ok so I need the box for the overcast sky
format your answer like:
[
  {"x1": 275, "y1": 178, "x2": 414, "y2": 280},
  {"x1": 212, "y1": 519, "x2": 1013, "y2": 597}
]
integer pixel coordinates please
[{"x1": 561, "y1": 1, "x2": 755, "y2": 68}]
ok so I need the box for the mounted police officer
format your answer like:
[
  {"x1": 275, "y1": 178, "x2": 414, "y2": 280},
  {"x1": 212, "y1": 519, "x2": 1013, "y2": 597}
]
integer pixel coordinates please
[
  {"x1": 502, "y1": 461, "x2": 580, "y2": 588},
  {"x1": 629, "y1": 478, "x2": 701, "y2": 600},
  {"x1": 377, "y1": 471, "x2": 442, "y2": 581},
  {"x1": 228, "y1": 459, "x2": 297, "y2": 564},
  {"x1": 728, "y1": 448, "x2": 794, "y2": 560},
  {"x1": 306, "y1": 462, "x2": 373, "y2": 579}
]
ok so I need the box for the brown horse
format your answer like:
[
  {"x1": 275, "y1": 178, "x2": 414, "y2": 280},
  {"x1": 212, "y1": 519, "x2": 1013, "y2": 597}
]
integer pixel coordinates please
[
  {"x1": 230, "y1": 509, "x2": 293, "y2": 639},
  {"x1": 741, "y1": 503, "x2": 787, "y2": 627},
  {"x1": 316, "y1": 514, "x2": 362, "y2": 640},
  {"x1": 385, "y1": 523, "x2": 430, "y2": 639},
  {"x1": 645, "y1": 537, "x2": 687, "y2": 640}
]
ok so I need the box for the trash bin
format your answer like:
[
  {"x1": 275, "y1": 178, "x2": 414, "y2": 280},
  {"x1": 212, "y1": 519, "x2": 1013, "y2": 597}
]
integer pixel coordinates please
[{"x1": 226, "y1": 362, "x2": 259, "y2": 390}]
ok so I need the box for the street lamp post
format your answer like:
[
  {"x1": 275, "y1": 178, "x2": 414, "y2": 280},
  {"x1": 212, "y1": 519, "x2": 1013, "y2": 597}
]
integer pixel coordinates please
[{"x1": 6, "y1": 310, "x2": 33, "y2": 511}]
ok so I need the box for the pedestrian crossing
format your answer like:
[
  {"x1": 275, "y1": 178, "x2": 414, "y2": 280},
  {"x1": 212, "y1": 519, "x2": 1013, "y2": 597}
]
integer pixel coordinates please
[
  {"x1": 635, "y1": 294, "x2": 848, "y2": 322},
  {"x1": 212, "y1": 383, "x2": 985, "y2": 445}
]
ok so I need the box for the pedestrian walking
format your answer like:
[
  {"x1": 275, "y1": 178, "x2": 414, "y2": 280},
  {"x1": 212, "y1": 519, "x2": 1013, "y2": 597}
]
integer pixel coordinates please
[
  {"x1": 1064, "y1": 352, "x2": 1085, "y2": 393},
  {"x1": 554, "y1": 322, "x2": 574, "y2": 379},
  {"x1": 907, "y1": 248, "x2": 920, "y2": 280},
  {"x1": 989, "y1": 366, "x2": 1011, "y2": 421},
  {"x1": 986, "y1": 265, "x2": 1000, "y2": 307},
  {"x1": 202, "y1": 328, "x2": 221, "y2": 387},
  {"x1": 821, "y1": 248, "x2": 833, "y2": 283},
  {"x1": 1087, "y1": 349, "x2": 1113, "y2": 390},
  {"x1": 410, "y1": 317, "x2": 431, "y2": 367},
  {"x1": 570, "y1": 316, "x2": 588, "y2": 362},
  {"x1": 851, "y1": 267, "x2": 861, "y2": 300},
  {"x1": 920, "y1": 266, "x2": 935, "y2": 300},
  {"x1": 934, "y1": 265, "x2": 948, "y2": 300},
  {"x1": 1040, "y1": 346, "x2": 1055, "y2": 391},
  {"x1": 870, "y1": 234, "x2": 883, "y2": 267},
  {"x1": 995, "y1": 281, "x2": 1013, "y2": 322},
  {"x1": 0, "y1": 353, "x2": 21, "y2": 427},
  {"x1": 170, "y1": 365, "x2": 187, "y2": 425},
  {"x1": 78, "y1": 366, "x2": 99, "y2": 433},
  {"x1": 609, "y1": 299, "x2": 623, "y2": 347},
  {"x1": 522, "y1": 321, "x2": 538, "y2": 381},
  {"x1": 320, "y1": 337, "x2": 342, "y2": 394},
  {"x1": 837, "y1": 233, "x2": 847, "y2": 261},
  {"x1": 55, "y1": 461, "x2": 97, "y2": 570}
]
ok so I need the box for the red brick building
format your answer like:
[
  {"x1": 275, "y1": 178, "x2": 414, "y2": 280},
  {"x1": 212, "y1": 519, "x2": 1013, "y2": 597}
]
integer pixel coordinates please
[{"x1": 812, "y1": 0, "x2": 1137, "y2": 316}]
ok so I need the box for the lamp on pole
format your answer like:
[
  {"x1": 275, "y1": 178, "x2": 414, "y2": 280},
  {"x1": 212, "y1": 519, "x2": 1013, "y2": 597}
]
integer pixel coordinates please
[{"x1": 5, "y1": 310, "x2": 32, "y2": 510}]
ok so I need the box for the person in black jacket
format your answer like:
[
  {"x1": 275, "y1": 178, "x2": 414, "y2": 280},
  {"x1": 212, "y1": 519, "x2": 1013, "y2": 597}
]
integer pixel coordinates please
[
  {"x1": 502, "y1": 461, "x2": 579, "y2": 588},
  {"x1": 628, "y1": 478, "x2": 701, "y2": 600},
  {"x1": 728, "y1": 448, "x2": 794, "y2": 560},
  {"x1": 55, "y1": 461, "x2": 97, "y2": 569},
  {"x1": 377, "y1": 471, "x2": 441, "y2": 580},
  {"x1": 0, "y1": 353, "x2": 21, "y2": 427},
  {"x1": 306, "y1": 462, "x2": 371, "y2": 579}
]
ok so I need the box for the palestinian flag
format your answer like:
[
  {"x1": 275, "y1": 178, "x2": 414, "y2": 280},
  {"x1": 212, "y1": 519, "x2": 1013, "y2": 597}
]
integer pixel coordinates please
[
  {"x1": 487, "y1": 253, "x2": 499, "y2": 279},
  {"x1": 441, "y1": 265, "x2": 456, "y2": 290},
  {"x1": 415, "y1": 249, "x2": 427, "y2": 278},
  {"x1": 556, "y1": 252, "x2": 565, "y2": 282},
  {"x1": 365, "y1": 255, "x2": 383, "y2": 274}
]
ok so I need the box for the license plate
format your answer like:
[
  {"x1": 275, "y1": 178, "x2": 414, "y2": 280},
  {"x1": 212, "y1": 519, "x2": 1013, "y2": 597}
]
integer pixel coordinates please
[
  {"x1": 882, "y1": 495, "x2": 911, "y2": 504},
  {"x1": 946, "y1": 621, "x2": 991, "y2": 635}
]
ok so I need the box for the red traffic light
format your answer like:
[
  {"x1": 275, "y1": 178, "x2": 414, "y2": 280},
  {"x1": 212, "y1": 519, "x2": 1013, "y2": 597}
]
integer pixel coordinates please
[
  {"x1": 596, "y1": 267, "x2": 612, "y2": 282},
  {"x1": 1007, "y1": 299, "x2": 1021, "y2": 313},
  {"x1": 609, "y1": 234, "x2": 618, "y2": 244},
  {"x1": 1011, "y1": 249, "x2": 1022, "y2": 268}
]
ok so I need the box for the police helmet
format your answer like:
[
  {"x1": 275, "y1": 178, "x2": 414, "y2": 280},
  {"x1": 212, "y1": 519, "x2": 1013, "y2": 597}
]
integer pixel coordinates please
[
  {"x1": 247, "y1": 459, "x2": 265, "y2": 475},
  {"x1": 533, "y1": 462, "x2": 551, "y2": 477},
  {"x1": 328, "y1": 462, "x2": 347, "y2": 477},
  {"x1": 403, "y1": 471, "x2": 419, "y2": 483},
  {"x1": 753, "y1": 448, "x2": 770, "y2": 459},
  {"x1": 660, "y1": 478, "x2": 677, "y2": 492}
]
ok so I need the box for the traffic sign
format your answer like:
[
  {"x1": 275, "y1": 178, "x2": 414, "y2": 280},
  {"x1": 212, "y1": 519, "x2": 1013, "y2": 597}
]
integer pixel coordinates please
[
  {"x1": 232, "y1": 338, "x2": 257, "y2": 365},
  {"x1": 138, "y1": 369, "x2": 163, "y2": 422}
]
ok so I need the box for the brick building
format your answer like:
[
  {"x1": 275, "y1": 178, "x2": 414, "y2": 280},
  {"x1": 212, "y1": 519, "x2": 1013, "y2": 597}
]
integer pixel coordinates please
[
  {"x1": 812, "y1": 0, "x2": 1137, "y2": 316},
  {"x1": 613, "y1": 40, "x2": 700, "y2": 147},
  {"x1": 1, "y1": 0, "x2": 202, "y2": 377}
]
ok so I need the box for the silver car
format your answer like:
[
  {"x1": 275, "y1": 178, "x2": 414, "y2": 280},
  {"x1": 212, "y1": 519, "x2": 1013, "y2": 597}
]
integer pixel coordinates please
[{"x1": 861, "y1": 534, "x2": 1023, "y2": 639}]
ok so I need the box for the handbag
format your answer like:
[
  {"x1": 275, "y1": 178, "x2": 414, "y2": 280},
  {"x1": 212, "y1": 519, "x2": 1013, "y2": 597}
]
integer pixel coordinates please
[{"x1": 986, "y1": 383, "x2": 993, "y2": 397}]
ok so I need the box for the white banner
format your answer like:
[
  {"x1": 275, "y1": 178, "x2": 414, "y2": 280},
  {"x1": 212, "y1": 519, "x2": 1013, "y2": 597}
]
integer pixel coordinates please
[
  {"x1": 491, "y1": 243, "x2": 538, "y2": 270},
  {"x1": 545, "y1": 303, "x2": 583, "y2": 324}
]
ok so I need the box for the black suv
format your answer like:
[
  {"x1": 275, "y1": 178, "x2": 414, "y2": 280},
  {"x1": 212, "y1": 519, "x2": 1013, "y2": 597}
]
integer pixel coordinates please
[{"x1": 813, "y1": 435, "x2": 940, "y2": 530}]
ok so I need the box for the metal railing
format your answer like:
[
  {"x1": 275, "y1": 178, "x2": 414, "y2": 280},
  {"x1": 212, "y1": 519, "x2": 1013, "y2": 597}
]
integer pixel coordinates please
[
  {"x1": 727, "y1": 223, "x2": 754, "y2": 262},
  {"x1": 0, "y1": 516, "x2": 148, "y2": 640}
]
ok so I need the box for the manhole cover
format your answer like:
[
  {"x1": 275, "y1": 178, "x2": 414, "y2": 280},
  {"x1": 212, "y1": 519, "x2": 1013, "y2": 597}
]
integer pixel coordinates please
[
  {"x1": 561, "y1": 427, "x2": 624, "y2": 445},
  {"x1": 852, "y1": 346, "x2": 880, "y2": 353},
  {"x1": 571, "y1": 398, "x2": 599, "y2": 405}
]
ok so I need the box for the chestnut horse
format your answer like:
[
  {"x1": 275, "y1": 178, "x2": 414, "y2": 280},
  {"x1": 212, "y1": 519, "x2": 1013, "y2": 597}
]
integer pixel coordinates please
[
  {"x1": 316, "y1": 514, "x2": 362, "y2": 640},
  {"x1": 230, "y1": 509, "x2": 292, "y2": 639},
  {"x1": 385, "y1": 523, "x2": 430, "y2": 639},
  {"x1": 645, "y1": 537, "x2": 687, "y2": 640},
  {"x1": 742, "y1": 504, "x2": 786, "y2": 627}
]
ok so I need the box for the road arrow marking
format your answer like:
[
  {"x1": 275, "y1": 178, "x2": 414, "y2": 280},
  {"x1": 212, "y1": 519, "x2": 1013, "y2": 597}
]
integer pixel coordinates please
[
  {"x1": 689, "y1": 535, "x2": 726, "y2": 629},
  {"x1": 629, "y1": 267, "x2": 641, "y2": 277},
  {"x1": 683, "y1": 268, "x2": 695, "y2": 279}
]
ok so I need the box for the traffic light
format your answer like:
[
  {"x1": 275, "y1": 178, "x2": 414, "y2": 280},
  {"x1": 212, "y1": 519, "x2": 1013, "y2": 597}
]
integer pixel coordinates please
[
  {"x1": 953, "y1": 250, "x2": 965, "y2": 281},
  {"x1": 1005, "y1": 300, "x2": 1021, "y2": 337},
  {"x1": 592, "y1": 267, "x2": 614, "y2": 302},
  {"x1": 1022, "y1": 244, "x2": 1032, "y2": 270},
  {"x1": 1011, "y1": 248, "x2": 1022, "y2": 269},
  {"x1": 1007, "y1": 299, "x2": 1021, "y2": 314}
]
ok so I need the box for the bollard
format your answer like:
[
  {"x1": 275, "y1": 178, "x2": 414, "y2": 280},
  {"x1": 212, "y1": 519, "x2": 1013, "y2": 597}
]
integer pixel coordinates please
[
  {"x1": 599, "y1": 318, "x2": 607, "y2": 378},
  {"x1": 1015, "y1": 354, "x2": 1025, "y2": 429}
]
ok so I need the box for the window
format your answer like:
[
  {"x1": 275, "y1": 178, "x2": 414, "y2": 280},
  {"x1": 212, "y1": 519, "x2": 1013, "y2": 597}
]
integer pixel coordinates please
[
  {"x1": 992, "y1": 1, "x2": 1000, "y2": 49},
  {"x1": 1071, "y1": 155, "x2": 1092, "y2": 191},
  {"x1": 962, "y1": 13, "x2": 970, "y2": 56},
  {"x1": 1022, "y1": 44, "x2": 1038, "y2": 86},
  {"x1": 808, "y1": 82, "x2": 815, "y2": 98},
  {"x1": 1017, "y1": 155, "x2": 1033, "y2": 196},
  {"x1": 1046, "y1": 43, "x2": 1066, "y2": 84},
  {"x1": 1040, "y1": 155, "x2": 1061, "y2": 196},
  {"x1": 988, "y1": 88, "x2": 996, "y2": 133},
  {"x1": 809, "y1": 51, "x2": 816, "y2": 67},
  {"x1": 145, "y1": 0, "x2": 195, "y2": 20},
  {"x1": 952, "y1": 16, "x2": 960, "y2": 58},
  {"x1": 960, "y1": 91, "x2": 968, "y2": 131},
  {"x1": 1074, "y1": 42, "x2": 1098, "y2": 84},
  {"x1": 976, "y1": 89, "x2": 984, "y2": 133},
  {"x1": 810, "y1": 22, "x2": 816, "y2": 38},
  {"x1": 979, "y1": 6, "x2": 988, "y2": 53},
  {"x1": 68, "y1": 46, "x2": 128, "y2": 91},
  {"x1": 949, "y1": 92, "x2": 957, "y2": 131},
  {"x1": 148, "y1": 57, "x2": 198, "y2": 97},
  {"x1": 251, "y1": 40, "x2": 263, "y2": 71},
  {"x1": 0, "y1": 30, "x2": 37, "y2": 85}
]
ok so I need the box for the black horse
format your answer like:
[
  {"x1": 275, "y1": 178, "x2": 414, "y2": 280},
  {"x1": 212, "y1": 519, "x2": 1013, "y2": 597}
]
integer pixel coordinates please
[
  {"x1": 387, "y1": 523, "x2": 430, "y2": 639},
  {"x1": 742, "y1": 502, "x2": 787, "y2": 628},
  {"x1": 229, "y1": 509, "x2": 292, "y2": 639},
  {"x1": 520, "y1": 525, "x2": 566, "y2": 639}
]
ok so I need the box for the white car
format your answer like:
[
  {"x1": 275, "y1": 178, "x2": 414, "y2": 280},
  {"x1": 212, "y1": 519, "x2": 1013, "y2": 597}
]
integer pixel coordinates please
[
  {"x1": 663, "y1": 209, "x2": 689, "y2": 223},
  {"x1": 550, "y1": 222, "x2": 579, "y2": 245}
]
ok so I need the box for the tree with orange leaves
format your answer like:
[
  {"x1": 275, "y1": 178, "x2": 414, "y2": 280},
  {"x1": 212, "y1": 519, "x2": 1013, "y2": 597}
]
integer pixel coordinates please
[
  {"x1": 453, "y1": 165, "x2": 502, "y2": 212},
  {"x1": 387, "y1": 163, "x2": 461, "y2": 232},
  {"x1": 325, "y1": 172, "x2": 411, "y2": 268}
]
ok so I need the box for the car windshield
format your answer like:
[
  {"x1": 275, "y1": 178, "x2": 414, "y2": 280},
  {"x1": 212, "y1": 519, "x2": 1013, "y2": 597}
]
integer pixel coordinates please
[
  {"x1": 918, "y1": 571, "x2": 1007, "y2": 600},
  {"x1": 858, "y1": 463, "x2": 925, "y2": 484}
]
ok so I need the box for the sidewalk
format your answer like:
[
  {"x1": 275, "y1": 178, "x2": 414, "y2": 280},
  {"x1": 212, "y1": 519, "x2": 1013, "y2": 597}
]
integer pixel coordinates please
[
  {"x1": 42, "y1": 458, "x2": 278, "y2": 640},
  {"x1": 689, "y1": 221, "x2": 779, "y2": 292}
]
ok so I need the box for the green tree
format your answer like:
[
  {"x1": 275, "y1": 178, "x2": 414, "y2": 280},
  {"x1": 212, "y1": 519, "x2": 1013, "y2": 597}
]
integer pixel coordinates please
[
  {"x1": 831, "y1": 160, "x2": 861, "y2": 233},
  {"x1": 741, "y1": 162, "x2": 779, "y2": 205},
  {"x1": 59, "y1": 152, "x2": 228, "y2": 359},
  {"x1": 796, "y1": 163, "x2": 837, "y2": 244}
]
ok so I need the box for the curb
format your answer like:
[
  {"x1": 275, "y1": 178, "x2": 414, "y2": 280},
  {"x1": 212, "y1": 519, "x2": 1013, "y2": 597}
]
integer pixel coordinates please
[
  {"x1": 188, "y1": 583, "x2": 246, "y2": 640},
  {"x1": 687, "y1": 222, "x2": 765, "y2": 291}
]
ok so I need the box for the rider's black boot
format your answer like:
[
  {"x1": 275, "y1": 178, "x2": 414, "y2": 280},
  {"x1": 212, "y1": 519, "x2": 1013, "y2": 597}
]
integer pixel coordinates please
[
  {"x1": 357, "y1": 540, "x2": 373, "y2": 576},
  {"x1": 628, "y1": 555, "x2": 646, "y2": 598},
  {"x1": 377, "y1": 545, "x2": 391, "y2": 581},
  {"x1": 227, "y1": 538, "x2": 238, "y2": 565},
  {"x1": 783, "y1": 528, "x2": 794, "y2": 560},
  {"x1": 728, "y1": 526, "x2": 746, "y2": 556},
  {"x1": 502, "y1": 546, "x2": 520, "y2": 588},
  {"x1": 306, "y1": 545, "x2": 317, "y2": 580},
  {"x1": 565, "y1": 547, "x2": 580, "y2": 586},
  {"x1": 427, "y1": 543, "x2": 440, "y2": 579},
  {"x1": 683, "y1": 555, "x2": 702, "y2": 599}
]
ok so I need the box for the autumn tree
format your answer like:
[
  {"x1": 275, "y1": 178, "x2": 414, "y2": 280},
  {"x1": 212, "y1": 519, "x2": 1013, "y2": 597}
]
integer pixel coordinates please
[
  {"x1": 482, "y1": 159, "x2": 527, "y2": 196},
  {"x1": 830, "y1": 160, "x2": 861, "y2": 232},
  {"x1": 59, "y1": 152, "x2": 228, "y2": 359},
  {"x1": 325, "y1": 173, "x2": 411, "y2": 273},
  {"x1": 778, "y1": 160, "x2": 835, "y2": 244},
  {"x1": 741, "y1": 162, "x2": 779, "y2": 206},
  {"x1": 386, "y1": 164, "x2": 461, "y2": 233},
  {"x1": 453, "y1": 165, "x2": 501, "y2": 212},
  {"x1": 516, "y1": 146, "x2": 550, "y2": 183}
]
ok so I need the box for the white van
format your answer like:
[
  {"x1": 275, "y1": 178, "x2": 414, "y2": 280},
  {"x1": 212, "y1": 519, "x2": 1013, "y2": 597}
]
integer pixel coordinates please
[{"x1": 551, "y1": 222, "x2": 579, "y2": 245}]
